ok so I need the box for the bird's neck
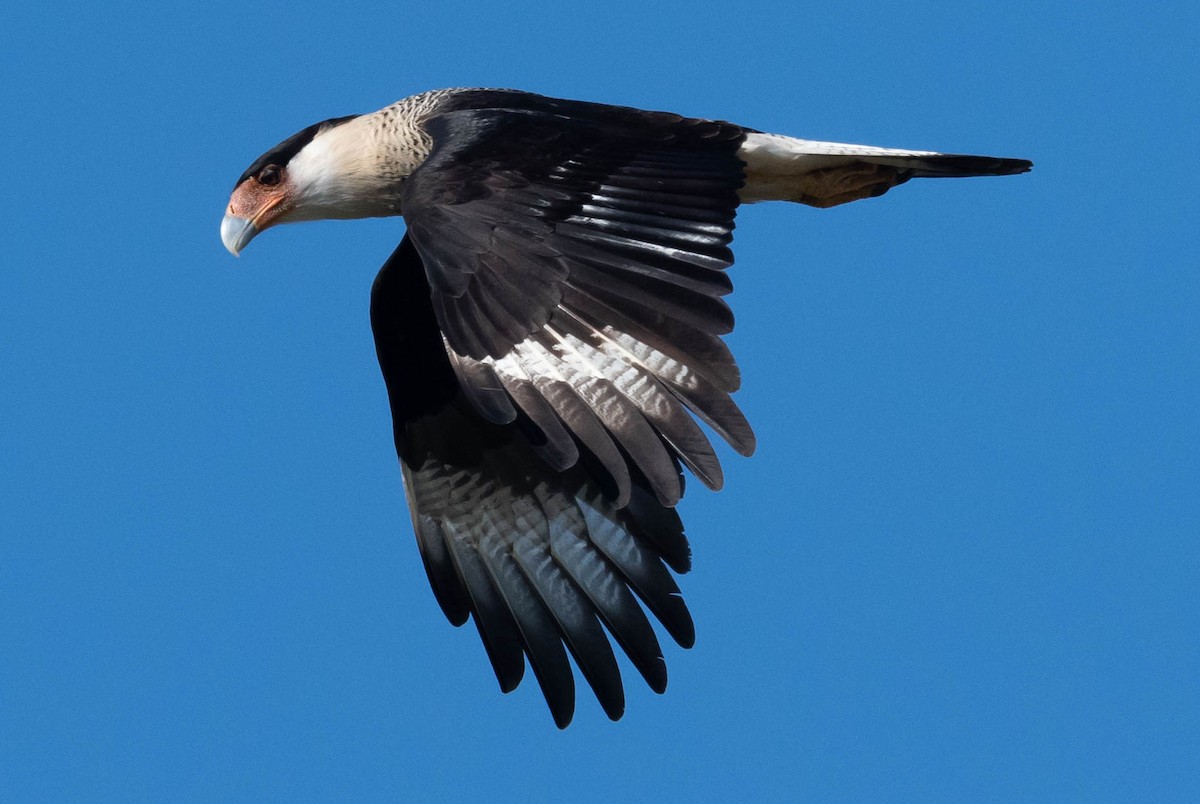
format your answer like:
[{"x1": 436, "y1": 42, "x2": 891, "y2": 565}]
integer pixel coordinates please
[{"x1": 288, "y1": 114, "x2": 417, "y2": 221}]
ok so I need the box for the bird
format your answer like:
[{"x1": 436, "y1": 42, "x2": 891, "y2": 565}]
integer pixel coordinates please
[{"x1": 221, "y1": 87, "x2": 1030, "y2": 727}]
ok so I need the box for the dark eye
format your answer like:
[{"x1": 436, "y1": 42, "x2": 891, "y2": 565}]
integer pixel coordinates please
[{"x1": 257, "y1": 164, "x2": 282, "y2": 186}]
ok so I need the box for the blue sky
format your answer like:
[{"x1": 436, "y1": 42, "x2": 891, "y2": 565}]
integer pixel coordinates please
[{"x1": 2, "y1": 1, "x2": 1197, "y2": 800}]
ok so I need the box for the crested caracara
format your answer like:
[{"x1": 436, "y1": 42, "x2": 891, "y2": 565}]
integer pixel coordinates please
[{"x1": 222, "y1": 88, "x2": 1031, "y2": 727}]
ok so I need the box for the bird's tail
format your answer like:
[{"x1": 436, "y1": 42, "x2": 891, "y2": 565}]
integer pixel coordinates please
[{"x1": 737, "y1": 132, "x2": 1031, "y2": 207}]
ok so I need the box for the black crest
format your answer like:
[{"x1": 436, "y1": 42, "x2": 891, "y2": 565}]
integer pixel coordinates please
[{"x1": 234, "y1": 114, "x2": 359, "y2": 188}]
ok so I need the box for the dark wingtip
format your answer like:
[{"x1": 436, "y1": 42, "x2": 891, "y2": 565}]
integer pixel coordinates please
[
  {"x1": 550, "y1": 700, "x2": 575, "y2": 730},
  {"x1": 601, "y1": 696, "x2": 626, "y2": 722},
  {"x1": 645, "y1": 659, "x2": 668, "y2": 695},
  {"x1": 495, "y1": 668, "x2": 523, "y2": 695},
  {"x1": 674, "y1": 615, "x2": 697, "y2": 650}
]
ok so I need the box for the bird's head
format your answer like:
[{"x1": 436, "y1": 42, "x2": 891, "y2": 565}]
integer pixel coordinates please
[{"x1": 221, "y1": 113, "x2": 402, "y2": 255}]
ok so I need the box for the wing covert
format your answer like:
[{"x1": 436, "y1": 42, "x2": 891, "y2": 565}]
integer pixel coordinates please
[
  {"x1": 400, "y1": 101, "x2": 748, "y2": 362},
  {"x1": 398, "y1": 98, "x2": 756, "y2": 505}
]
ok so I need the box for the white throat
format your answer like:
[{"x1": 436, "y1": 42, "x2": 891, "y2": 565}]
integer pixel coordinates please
[{"x1": 287, "y1": 117, "x2": 403, "y2": 221}]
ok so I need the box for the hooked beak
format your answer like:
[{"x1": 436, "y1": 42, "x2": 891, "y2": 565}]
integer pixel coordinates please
[
  {"x1": 221, "y1": 214, "x2": 258, "y2": 256},
  {"x1": 221, "y1": 180, "x2": 291, "y2": 256}
]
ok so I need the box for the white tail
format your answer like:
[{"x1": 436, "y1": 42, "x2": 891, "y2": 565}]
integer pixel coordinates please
[{"x1": 737, "y1": 132, "x2": 1031, "y2": 206}]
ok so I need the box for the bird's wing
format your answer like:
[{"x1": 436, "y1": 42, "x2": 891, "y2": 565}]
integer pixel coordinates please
[
  {"x1": 400, "y1": 102, "x2": 756, "y2": 507},
  {"x1": 371, "y1": 237, "x2": 695, "y2": 727}
]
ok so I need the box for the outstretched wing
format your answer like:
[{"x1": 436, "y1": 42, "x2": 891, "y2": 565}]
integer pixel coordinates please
[
  {"x1": 400, "y1": 96, "x2": 756, "y2": 509},
  {"x1": 371, "y1": 237, "x2": 696, "y2": 727}
]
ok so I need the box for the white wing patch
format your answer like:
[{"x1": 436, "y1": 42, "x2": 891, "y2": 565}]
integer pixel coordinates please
[{"x1": 447, "y1": 300, "x2": 755, "y2": 509}]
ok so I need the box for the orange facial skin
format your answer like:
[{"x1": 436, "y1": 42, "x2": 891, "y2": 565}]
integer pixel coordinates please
[{"x1": 226, "y1": 172, "x2": 293, "y2": 232}]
